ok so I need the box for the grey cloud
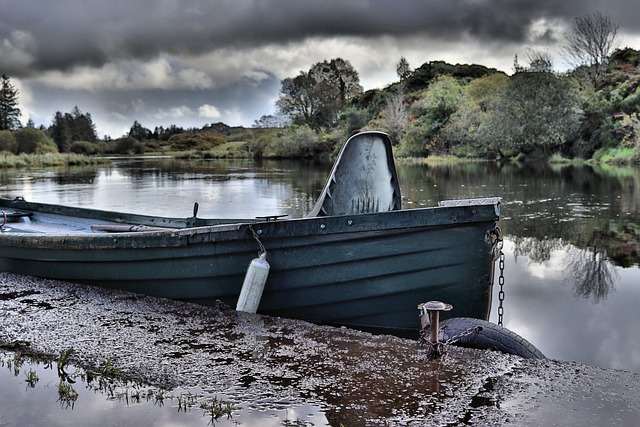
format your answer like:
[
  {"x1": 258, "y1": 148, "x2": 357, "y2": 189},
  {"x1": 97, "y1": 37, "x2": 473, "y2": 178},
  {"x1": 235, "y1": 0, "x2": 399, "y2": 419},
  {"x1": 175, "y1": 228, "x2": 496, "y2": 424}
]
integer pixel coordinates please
[{"x1": 4, "y1": 0, "x2": 631, "y2": 76}]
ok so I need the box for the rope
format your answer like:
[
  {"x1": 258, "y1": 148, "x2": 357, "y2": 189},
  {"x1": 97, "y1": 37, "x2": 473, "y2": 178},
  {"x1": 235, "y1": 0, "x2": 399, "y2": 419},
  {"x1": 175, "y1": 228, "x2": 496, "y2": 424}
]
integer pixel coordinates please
[{"x1": 248, "y1": 224, "x2": 266, "y2": 255}]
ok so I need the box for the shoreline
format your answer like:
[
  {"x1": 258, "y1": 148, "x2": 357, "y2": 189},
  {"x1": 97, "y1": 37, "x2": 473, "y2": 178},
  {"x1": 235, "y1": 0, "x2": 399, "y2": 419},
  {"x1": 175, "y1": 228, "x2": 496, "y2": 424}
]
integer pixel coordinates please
[{"x1": 1, "y1": 272, "x2": 639, "y2": 426}]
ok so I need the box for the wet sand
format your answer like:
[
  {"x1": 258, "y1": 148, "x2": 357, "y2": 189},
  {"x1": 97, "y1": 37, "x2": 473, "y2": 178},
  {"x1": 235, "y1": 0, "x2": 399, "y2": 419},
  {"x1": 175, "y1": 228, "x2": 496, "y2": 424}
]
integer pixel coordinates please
[{"x1": 1, "y1": 272, "x2": 638, "y2": 426}]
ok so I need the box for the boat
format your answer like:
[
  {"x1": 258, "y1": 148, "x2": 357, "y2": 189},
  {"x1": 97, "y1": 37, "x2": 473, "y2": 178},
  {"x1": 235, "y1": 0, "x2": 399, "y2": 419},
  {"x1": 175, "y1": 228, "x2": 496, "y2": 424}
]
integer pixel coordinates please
[{"x1": 0, "y1": 131, "x2": 501, "y2": 334}]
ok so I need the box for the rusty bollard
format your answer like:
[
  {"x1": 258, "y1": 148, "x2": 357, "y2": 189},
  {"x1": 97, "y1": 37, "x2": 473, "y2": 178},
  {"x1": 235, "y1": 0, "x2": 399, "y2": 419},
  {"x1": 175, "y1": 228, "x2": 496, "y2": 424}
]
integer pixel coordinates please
[{"x1": 418, "y1": 301, "x2": 452, "y2": 358}]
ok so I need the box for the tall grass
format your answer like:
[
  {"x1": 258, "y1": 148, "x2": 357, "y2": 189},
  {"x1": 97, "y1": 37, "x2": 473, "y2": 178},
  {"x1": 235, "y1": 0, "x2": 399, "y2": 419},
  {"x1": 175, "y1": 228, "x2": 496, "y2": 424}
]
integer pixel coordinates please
[{"x1": 0, "y1": 152, "x2": 110, "y2": 168}]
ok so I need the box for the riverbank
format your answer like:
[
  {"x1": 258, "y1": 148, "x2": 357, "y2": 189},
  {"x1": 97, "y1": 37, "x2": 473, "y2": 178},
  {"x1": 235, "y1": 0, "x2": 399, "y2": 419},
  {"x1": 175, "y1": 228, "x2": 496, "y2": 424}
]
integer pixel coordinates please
[{"x1": 1, "y1": 272, "x2": 639, "y2": 426}]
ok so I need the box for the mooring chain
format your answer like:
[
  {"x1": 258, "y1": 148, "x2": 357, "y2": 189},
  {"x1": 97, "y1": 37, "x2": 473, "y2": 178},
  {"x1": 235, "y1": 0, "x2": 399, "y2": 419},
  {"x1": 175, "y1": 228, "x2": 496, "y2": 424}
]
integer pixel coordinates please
[
  {"x1": 442, "y1": 325, "x2": 483, "y2": 347},
  {"x1": 489, "y1": 226, "x2": 506, "y2": 327},
  {"x1": 497, "y1": 250, "x2": 506, "y2": 327},
  {"x1": 420, "y1": 324, "x2": 483, "y2": 357}
]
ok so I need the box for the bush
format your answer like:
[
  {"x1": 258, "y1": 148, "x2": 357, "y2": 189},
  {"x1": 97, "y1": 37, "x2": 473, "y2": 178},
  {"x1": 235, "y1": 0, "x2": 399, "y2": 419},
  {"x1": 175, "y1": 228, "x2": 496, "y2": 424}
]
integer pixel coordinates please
[
  {"x1": 266, "y1": 125, "x2": 322, "y2": 158},
  {"x1": 13, "y1": 128, "x2": 58, "y2": 154},
  {"x1": 107, "y1": 137, "x2": 145, "y2": 155},
  {"x1": 0, "y1": 130, "x2": 17, "y2": 153},
  {"x1": 69, "y1": 140, "x2": 100, "y2": 155}
]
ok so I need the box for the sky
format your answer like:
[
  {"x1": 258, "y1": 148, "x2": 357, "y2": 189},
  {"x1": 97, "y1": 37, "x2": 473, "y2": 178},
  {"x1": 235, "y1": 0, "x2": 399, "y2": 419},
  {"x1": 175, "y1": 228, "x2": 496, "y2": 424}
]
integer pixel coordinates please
[{"x1": 2, "y1": 0, "x2": 640, "y2": 139}]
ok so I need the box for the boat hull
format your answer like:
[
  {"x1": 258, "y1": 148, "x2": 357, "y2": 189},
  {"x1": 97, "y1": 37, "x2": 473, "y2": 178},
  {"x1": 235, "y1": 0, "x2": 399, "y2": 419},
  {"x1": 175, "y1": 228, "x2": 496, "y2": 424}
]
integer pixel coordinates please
[{"x1": 0, "y1": 197, "x2": 499, "y2": 333}]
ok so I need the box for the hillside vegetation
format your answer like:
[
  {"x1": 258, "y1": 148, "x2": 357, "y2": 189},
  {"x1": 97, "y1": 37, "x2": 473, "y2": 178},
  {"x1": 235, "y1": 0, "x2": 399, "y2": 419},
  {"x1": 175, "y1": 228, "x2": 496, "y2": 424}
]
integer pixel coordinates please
[
  {"x1": 2, "y1": 48, "x2": 640, "y2": 165},
  {"x1": 145, "y1": 49, "x2": 640, "y2": 164}
]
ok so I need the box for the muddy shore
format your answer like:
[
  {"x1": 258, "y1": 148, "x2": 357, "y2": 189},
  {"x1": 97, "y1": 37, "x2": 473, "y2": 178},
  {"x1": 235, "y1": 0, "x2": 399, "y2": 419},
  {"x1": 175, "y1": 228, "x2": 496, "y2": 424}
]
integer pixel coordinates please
[{"x1": 1, "y1": 272, "x2": 638, "y2": 426}]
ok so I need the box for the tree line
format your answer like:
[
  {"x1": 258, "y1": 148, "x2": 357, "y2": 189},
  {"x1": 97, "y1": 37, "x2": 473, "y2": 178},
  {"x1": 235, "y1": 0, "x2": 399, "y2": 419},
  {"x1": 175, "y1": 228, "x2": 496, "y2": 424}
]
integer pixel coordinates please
[{"x1": 0, "y1": 12, "x2": 636, "y2": 162}]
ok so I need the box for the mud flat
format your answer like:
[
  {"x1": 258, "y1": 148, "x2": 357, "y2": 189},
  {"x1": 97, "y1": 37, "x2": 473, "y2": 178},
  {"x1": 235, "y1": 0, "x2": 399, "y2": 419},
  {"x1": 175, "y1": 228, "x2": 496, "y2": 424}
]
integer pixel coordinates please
[{"x1": 1, "y1": 272, "x2": 638, "y2": 426}]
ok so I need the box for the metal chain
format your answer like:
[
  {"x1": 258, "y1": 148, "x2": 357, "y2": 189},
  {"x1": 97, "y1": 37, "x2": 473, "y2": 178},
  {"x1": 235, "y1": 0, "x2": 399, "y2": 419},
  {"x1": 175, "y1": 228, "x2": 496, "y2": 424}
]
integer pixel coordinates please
[
  {"x1": 443, "y1": 325, "x2": 483, "y2": 346},
  {"x1": 420, "y1": 324, "x2": 484, "y2": 357},
  {"x1": 497, "y1": 250, "x2": 505, "y2": 326}
]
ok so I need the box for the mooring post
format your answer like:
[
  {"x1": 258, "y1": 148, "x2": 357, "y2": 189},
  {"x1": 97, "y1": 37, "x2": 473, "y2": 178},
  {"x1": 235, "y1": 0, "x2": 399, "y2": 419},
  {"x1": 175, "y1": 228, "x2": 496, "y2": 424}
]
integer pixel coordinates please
[{"x1": 418, "y1": 300, "x2": 452, "y2": 357}]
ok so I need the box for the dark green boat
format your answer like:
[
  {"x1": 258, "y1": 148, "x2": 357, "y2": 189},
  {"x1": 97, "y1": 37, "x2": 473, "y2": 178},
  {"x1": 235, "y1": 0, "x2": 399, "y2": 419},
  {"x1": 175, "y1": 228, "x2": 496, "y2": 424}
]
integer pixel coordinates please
[{"x1": 0, "y1": 131, "x2": 501, "y2": 333}]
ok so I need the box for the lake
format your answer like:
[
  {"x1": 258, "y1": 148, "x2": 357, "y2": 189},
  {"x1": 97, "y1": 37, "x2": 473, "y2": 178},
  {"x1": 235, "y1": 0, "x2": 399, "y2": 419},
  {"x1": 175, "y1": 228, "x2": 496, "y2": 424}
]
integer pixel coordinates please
[{"x1": 1, "y1": 157, "x2": 639, "y2": 374}]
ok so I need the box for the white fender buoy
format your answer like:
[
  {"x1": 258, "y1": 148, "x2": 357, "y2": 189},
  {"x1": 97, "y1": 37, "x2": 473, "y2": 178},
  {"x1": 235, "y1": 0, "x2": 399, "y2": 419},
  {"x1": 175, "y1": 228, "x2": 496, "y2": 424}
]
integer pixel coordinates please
[{"x1": 236, "y1": 252, "x2": 270, "y2": 313}]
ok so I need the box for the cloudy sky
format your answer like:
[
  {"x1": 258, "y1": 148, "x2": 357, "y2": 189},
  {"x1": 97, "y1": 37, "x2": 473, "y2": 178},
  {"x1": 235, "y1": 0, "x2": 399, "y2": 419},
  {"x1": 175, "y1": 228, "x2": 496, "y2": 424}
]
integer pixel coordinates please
[{"x1": 2, "y1": 0, "x2": 639, "y2": 138}]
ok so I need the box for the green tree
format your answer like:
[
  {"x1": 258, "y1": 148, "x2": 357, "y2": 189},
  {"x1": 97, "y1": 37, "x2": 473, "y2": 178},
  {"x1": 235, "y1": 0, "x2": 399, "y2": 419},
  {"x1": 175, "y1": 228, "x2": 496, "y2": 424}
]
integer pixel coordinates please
[
  {"x1": 403, "y1": 75, "x2": 465, "y2": 155},
  {"x1": 396, "y1": 57, "x2": 411, "y2": 81},
  {"x1": 48, "y1": 107, "x2": 97, "y2": 152},
  {"x1": 439, "y1": 73, "x2": 509, "y2": 155},
  {"x1": 277, "y1": 58, "x2": 362, "y2": 130},
  {"x1": 0, "y1": 74, "x2": 21, "y2": 131},
  {"x1": 49, "y1": 111, "x2": 72, "y2": 152},
  {"x1": 129, "y1": 120, "x2": 152, "y2": 140},
  {"x1": 482, "y1": 70, "x2": 583, "y2": 157},
  {"x1": 69, "y1": 106, "x2": 97, "y2": 143}
]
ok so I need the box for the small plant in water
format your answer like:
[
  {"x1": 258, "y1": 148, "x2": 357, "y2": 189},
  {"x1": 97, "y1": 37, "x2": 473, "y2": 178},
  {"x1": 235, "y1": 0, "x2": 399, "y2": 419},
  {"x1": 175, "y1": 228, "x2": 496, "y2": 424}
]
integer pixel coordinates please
[
  {"x1": 177, "y1": 391, "x2": 198, "y2": 412},
  {"x1": 200, "y1": 396, "x2": 233, "y2": 423},
  {"x1": 24, "y1": 368, "x2": 39, "y2": 388},
  {"x1": 57, "y1": 381, "x2": 79, "y2": 409},
  {"x1": 57, "y1": 347, "x2": 74, "y2": 380}
]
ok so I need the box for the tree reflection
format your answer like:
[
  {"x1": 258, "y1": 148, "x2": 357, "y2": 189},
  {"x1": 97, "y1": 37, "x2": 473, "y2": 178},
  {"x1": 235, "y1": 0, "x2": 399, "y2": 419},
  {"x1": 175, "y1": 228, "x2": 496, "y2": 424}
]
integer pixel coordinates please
[
  {"x1": 513, "y1": 233, "x2": 619, "y2": 303},
  {"x1": 566, "y1": 231, "x2": 619, "y2": 303},
  {"x1": 512, "y1": 236, "x2": 564, "y2": 263}
]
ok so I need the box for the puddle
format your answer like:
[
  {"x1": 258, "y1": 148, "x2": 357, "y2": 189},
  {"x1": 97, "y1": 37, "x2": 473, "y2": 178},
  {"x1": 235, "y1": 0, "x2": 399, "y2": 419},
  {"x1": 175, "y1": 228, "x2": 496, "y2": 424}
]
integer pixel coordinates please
[{"x1": 0, "y1": 350, "x2": 329, "y2": 426}]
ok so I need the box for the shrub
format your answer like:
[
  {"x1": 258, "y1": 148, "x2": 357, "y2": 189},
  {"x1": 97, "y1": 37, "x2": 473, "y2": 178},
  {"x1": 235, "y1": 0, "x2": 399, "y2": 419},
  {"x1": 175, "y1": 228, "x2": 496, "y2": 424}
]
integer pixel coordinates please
[
  {"x1": 266, "y1": 125, "x2": 322, "y2": 158},
  {"x1": 0, "y1": 130, "x2": 17, "y2": 153},
  {"x1": 69, "y1": 140, "x2": 100, "y2": 155},
  {"x1": 13, "y1": 128, "x2": 58, "y2": 154}
]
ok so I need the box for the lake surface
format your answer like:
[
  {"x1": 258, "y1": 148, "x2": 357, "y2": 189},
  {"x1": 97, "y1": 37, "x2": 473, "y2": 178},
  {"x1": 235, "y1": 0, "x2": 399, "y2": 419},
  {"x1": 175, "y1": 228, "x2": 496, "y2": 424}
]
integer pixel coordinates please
[{"x1": 1, "y1": 157, "x2": 639, "y2": 374}]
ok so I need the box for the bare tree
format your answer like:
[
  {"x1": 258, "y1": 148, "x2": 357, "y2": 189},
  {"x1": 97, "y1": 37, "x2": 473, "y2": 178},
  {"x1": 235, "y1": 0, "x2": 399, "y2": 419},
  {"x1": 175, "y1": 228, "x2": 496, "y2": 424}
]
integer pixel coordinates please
[
  {"x1": 563, "y1": 12, "x2": 619, "y2": 86},
  {"x1": 380, "y1": 90, "x2": 406, "y2": 144}
]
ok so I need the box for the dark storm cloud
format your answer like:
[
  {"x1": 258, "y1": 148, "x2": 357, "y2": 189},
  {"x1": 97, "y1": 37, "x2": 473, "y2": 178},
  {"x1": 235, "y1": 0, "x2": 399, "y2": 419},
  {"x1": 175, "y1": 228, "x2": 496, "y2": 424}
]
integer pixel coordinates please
[{"x1": 3, "y1": 0, "x2": 632, "y2": 76}]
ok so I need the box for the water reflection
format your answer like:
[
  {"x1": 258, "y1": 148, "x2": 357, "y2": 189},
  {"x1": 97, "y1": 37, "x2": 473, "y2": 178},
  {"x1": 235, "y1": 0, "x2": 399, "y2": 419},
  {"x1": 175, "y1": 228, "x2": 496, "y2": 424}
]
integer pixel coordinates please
[{"x1": 0, "y1": 350, "x2": 328, "y2": 426}]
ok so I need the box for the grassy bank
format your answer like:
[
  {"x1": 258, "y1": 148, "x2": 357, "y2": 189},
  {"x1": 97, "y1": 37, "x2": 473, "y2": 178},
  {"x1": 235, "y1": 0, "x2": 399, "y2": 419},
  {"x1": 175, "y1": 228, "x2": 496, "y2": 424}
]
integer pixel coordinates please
[{"x1": 0, "y1": 153, "x2": 111, "y2": 168}]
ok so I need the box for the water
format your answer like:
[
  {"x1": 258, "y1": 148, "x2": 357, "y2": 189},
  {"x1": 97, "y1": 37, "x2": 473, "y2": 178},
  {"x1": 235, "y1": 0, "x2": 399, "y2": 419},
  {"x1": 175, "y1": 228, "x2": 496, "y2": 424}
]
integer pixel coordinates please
[
  {"x1": 1, "y1": 157, "x2": 639, "y2": 374},
  {"x1": 0, "y1": 350, "x2": 327, "y2": 426}
]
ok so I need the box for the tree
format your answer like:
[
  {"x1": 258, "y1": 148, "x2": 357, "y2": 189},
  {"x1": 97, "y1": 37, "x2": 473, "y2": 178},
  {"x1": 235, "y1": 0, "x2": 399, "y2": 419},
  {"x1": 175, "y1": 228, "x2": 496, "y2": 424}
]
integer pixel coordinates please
[
  {"x1": 379, "y1": 90, "x2": 406, "y2": 144},
  {"x1": 48, "y1": 107, "x2": 97, "y2": 151},
  {"x1": 563, "y1": 12, "x2": 619, "y2": 86},
  {"x1": 396, "y1": 57, "x2": 411, "y2": 81},
  {"x1": 310, "y1": 58, "x2": 363, "y2": 104},
  {"x1": 402, "y1": 75, "x2": 465, "y2": 156},
  {"x1": 0, "y1": 74, "x2": 21, "y2": 131},
  {"x1": 276, "y1": 58, "x2": 363, "y2": 130},
  {"x1": 49, "y1": 111, "x2": 72, "y2": 152},
  {"x1": 69, "y1": 106, "x2": 97, "y2": 143},
  {"x1": 129, "y1": 120, "x2": 152, "y2": 140},
  {"x1": 482, "y1": 67, "x2": 583, "y2": 157}
]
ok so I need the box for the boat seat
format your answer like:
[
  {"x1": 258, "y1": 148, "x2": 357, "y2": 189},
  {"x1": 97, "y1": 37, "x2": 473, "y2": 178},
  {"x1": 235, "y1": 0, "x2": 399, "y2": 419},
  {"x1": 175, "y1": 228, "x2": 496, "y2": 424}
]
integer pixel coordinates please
[{"x1": 307, "y1": 131, "x2": 402, "y2": 217}]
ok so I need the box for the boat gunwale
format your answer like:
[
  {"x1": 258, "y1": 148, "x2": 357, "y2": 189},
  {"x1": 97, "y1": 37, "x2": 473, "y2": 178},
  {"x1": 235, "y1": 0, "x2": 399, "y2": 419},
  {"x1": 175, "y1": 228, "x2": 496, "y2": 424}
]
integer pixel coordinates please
[{"x1": 0, "y1": 196, "x2": 501, "y2": 250}]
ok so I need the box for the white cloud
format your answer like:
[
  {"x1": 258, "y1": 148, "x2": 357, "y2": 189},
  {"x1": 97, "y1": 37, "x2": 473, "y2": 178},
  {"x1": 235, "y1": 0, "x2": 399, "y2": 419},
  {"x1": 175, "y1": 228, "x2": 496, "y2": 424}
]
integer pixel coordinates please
[
  {"x1": 149, "y1": 105, "x2": 193, "y2": 120},
  {"x1": 198, "y1": 104, "x2": 221, "y2": 118},
  {"x1": 36, "y1": 56, "x2": 214, "y2": 91}
]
